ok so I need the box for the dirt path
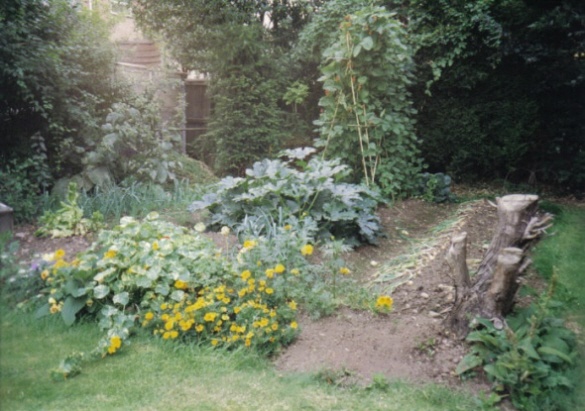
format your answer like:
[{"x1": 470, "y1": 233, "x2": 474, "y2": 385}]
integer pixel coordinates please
[{"x1": 275, "y1": 199, "x2": 498, "y2": 390}]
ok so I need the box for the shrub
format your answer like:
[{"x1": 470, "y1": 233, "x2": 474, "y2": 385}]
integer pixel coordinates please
[
  {"x1": 189, "y1": 148, "x2": 384, "y2": 245},
  {"x1": 457, "y1": 286, "x2": 579, "y2": 411},
  {"x1": 36, "y1": 213, "x2": 330, "y2": 378}
]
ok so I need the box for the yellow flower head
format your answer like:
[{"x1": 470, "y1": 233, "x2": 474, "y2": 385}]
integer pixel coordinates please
[
  {"x1": 265, "y1": 288, "x2": 274, "y2": 295},
  {"x1": 243, "y1": 239, "x2": 257, "y2": 249},
  {"x1": 274, "y1": 264, "x2": 285, "y2": 274},
  {"x1": 174, "y1": 279, "x2": 188, "y2": 290},
  {"x1": 40, "y1": 270, "x2": 49, "y2": 280},
  {"x1": 290, "y1": 268, "x2": 300, "y2": 275},
  {"x1": 265, "y1": 269, "x2": 275, "y2": 279},
  {"x1": 53, "y1": 259, "x2": 68, "y2": 269},
  {"x1": 288, "y1": 300, "x2": 297, "y2": 310},
  {"x1": 301, "y1": 244, "x2": 314, "y2": 256},
  {"x1": 104, "y1": 249, "x2": 117, "y2": 259},
  {"x1": 290, "y1": 321, "x2": 298, "y2": 329},
  {"x1": 145, "y1": 312, "x2": 154, "y2": 321},
  {"x1": 241, "y1": 270, "x2": 251, "y2": 281},
  {"x1": 284, "y1": 224, "x2": 292, "y2": 230},
  {"x1": 204, "y1": 312, "x2": 218, "y2": 322},
  {"x1": 196, "y1": 324, "x2": 204, "y2": 332},
  {"x1": 152, "y1": 241, "x2": 159, "y2": 251},
  {"x1": 339, "y1": 267, "x2": 351, "y2": 275},
  {"x1": 375, "y1": 295, "x2": 394, "y2": 310},
  {"x1": 54, "y1": 249, "x2": 66, "y2": 260}
]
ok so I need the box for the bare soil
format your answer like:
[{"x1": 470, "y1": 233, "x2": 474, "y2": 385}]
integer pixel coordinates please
[{"x1": 13, "y1": 197, "x2": 519, "y2": 394}]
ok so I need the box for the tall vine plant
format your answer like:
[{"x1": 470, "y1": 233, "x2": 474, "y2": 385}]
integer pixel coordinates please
[{"x1": 314, "y1": 6, "x2": 422, "y2": 198}]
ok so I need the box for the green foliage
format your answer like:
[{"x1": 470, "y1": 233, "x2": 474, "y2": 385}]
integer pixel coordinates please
[
  {"x1": 0, "y1": 134, "x2": 52, "y2": 222},
  {"x1": 35, "y1": 182, "x2": 103, "y2": 238},
  {"x1": 189, "y1": 148, "x2": 384, "y2": 245},
  {"x1": 79, "y1": 95, "x2": 180, "y2": 187},
  {"x1": 417, "y1": 173, "x2": 455, "y2": 203},
  {"x1": 0, "y1": 0, "x2": 121, "y2": 176},
  {"x1": 35, "y1": 212, "x2": 329, "y2": 377},
  {"x1": 314, "y1": 5, "x2": 422, "y2": 198},
  {"x1": 457, "y1": 289, "x2": 579, "y2": 411}
]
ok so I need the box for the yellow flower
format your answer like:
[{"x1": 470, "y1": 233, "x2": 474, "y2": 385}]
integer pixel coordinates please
[
  {"x1": 204, "y1": 312, "x2": 218, "y2": 322},
  {"x1": 196, "y1": 324, "x2": 204, "y2": 332},
  {"x1": 145, "y1": 312, "x2": 154, "y2": 321},
  {"x1": 152, "y1": 241, "x2": 159, "y2": 251},
  {"x1": 174, "y1": 279, "x2": 188, "y2": 290},
  {"x1": 290, "y1": 321, "x2": 298, "y2": 329},
  {"x1": 288, "y1": 300, "x2": 297, "y2": 310},
  {"x1": 170, "y1": 330, "x2": 179, "y2": 339},
  {"x1": 54, "y1": 249, "x2": 66, "y2": 260},
  {"x1": 301, "y1": 244, "x2": 314, "y2": 256},
  {"x1": 50, "y1": 305, "x2": 60, "y2": 314},
  {"x1": 274, "y1": 264, "x2": 285, "y2": 274},
  {"x1": 265, "y1": 288, "x2": 274, "y2": 295},
  {"x1": 284, "y1": 224, "x2": 292, "y2": 230},
  {"x1": 164, "y1": 321, "x2": 175, "y2": 331},
  {"x1": 108, "y1": 335, "x2": 122, "y2": 354},
  {"x1": 40, "y1": 270, "x2": 49, "y2": 280},
  {"x1": 234, "y1": 306, "x2": 241, "y2": 314},
  {"x1": 375, "y1": 295, "x2": 394, "y2": 310},
  {"x1": 104, "y1": 249, "x2": 117, "y2": 259},
  {"x1": 243, "y1": 239, "x2": 257, "y2": 249},
  {"x1": 161, "y1": 303, "x2": 168, "y2": 310},
  {"x1": 86, "y1": 299, "x2": 93, "y2": 307},
  {"x1": 339, "y1": 267, "x2": 351, "y2": 275},
  {"x1": 211, "y1": 339, "x2": 219, "y2": 346},
  {"x1": 290, "y1": 268, "x2": 300, "y2": 275},
  {"x1": 53, "y1": 259, "x2": 67, "y2": 269},
  {"x1": 265, "y1": 269, "x2": 275, "y2": 278},
  {"x1": 245, "y1": 338, "x2": 251, "y2": 347},
  {"x1": 271, "y1": 323, "x2": 278, "y2": 331},
  {"x1": 241, "y1": 270, "x2": 251, "y2": 281}
]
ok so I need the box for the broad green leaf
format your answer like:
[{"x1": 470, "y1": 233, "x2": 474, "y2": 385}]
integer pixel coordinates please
[
  {"x1": 537, "y1": 346, "x2": 574, "y2": 364},
  {"x1": 93, "y1": 284, "x2": 110, "y2": 299},
  {"x1": 61, "y1": 296, "x2": 87, "y2": 326},
  {"x1": 456, "y1": 354, "x2": 483, "y2": 375},
  {"x1": 361, "y1": 36, "x2": 374, "y2": 50},
  {"x1": 113, "y1": 292, "x2": 129, "y2": 306}
]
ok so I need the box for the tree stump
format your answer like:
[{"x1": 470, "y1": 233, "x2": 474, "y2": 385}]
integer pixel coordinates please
[{"x1": 446, "y1": 194, "x2": 552, "y2": 337}]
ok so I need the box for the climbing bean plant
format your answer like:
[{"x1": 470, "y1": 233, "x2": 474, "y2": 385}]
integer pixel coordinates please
[{"x1": 314, "y1": 6, "x2": 422, "y2": 198}]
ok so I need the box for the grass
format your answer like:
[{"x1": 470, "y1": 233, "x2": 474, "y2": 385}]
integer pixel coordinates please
[
  {"x1": 0, "y1": 307, "x2": 491, "y2": 411},
  {"x1": 531, "y1": 204, "x2": 585, "y2": 408}
]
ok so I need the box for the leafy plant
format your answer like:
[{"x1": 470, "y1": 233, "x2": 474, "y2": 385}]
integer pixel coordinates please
[
  {"x1": 35, "y1": 182, "x2": 103, "y2": 238},
  {"x1": 0, "y1": 133, "x2": 52, "y2": 222},
  {"x1": 314, "y1": 5, "x2": 423, "y2": 198},
  {"x1": 457, "y1": 282, "x2": 579, "y2": 411},
  {"x1": 417, "y1": 172, "x2": 455, "y2": 203},
  {"x1": 78, "y1": 95, "x2": 180, "y2": 188},
  {"x1": 189, "y1": 147, "x2": 384, "y2": 245}
]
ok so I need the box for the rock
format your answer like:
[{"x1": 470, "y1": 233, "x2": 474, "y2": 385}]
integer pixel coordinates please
[
  {"x1": 428, "y1": 310, "x2": 441, "y2": 318},
  {"x1": 15, "y1": 232, "x2": 26, "y2": 239},
  {"x1": 420, "y1": 292, "x2": 430, "y2": 299}
]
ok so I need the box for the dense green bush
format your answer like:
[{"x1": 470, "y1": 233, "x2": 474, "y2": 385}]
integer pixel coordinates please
[
  {"x1": 457, "y1": 294, "x2": 579, "y2": 411},
  {"x1": 189, "y1": 148, "x2": 384, "y2": 245}
]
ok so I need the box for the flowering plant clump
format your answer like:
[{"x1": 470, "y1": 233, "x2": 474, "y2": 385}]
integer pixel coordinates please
[
  {"x1": 374, "y1": 295, "x2": 394, "y2": 313},
  {"x1": 39, "y1": 212, "x2": 321, "y2": 378}
]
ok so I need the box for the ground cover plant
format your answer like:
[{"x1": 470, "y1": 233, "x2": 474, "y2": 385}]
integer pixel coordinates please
[{"x1": 189, "y1": 147, "x2": 384, "y2": 246}]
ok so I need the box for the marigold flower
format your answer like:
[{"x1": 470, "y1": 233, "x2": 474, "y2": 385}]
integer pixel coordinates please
[
  {"x1": 271, "y1": 323, "x2": 278, "y2": 331},
  {"x1": 301, "y1": 244, "x2": 314, "y2": 256},
  {"x1": 145, "y1": 312, "x2": 154, "y2": 321},
  {"x1": 204, "y1": 312, "x2": 218, "y2": 322},
  {"x1": 375, "y1": 295, "x2": 394, "y2": 310},
  {"x1": 54, "y1": 249, "x2": 66, "y2": 260},
  {"x1": 339, "y1": 267, "x2": 351, "y2": 275},
  {"x1": 174, "y1": 279, "x2": 188, "y2": 290},
  {"x1": 243, "y1": 239, "x2": 257, "y2": 249},
  {"x1": 241, "y1": 270, "x2": 251, "y2": 281},
  {"x1": 290, "y1": 268, "x2": 300, "y2": 275},
  {"x1": 274, "y1": 264, "x2": 285, "y2": 274},
  {"x1": 53, "y1": 259, "x2": 67, "y2": 269},
  {"x1": 288, "y1": 301, "x2": 297, "y2": 310},
  {"x1": 104, "y1": 249, "x2": 117, "y2": 259},
  {"x1": 161, "y1": 303, "x2": 169, "y2": 310},
  {"x1": 196, "y1": 324, "x2": 204, "y2": 332},
  {"x1": 265, "y1": 288, "x2": 274, "y2": 295},
  {"x1": 152, "y1": 241, "x2": 159, "y2": 251},
  {"x1": 40, "y1": 270, "x2": 49, "y2": 280},
  {"x1": 290, "y1": 321, "x2": 298, "y2": 329},
  {"x1": 265, "y1": 269, "x2": 275, "y2": 278},
  {"x1": 211, "y1": 339, "x2": 219, "y2": 346},
  {"x1": 284, "y1": 224, "x2": 292, "y2": 230}
]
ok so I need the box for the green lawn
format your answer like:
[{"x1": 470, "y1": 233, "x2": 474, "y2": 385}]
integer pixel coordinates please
[{"x1": 0, "y1": 309, "x2": 488, "y2": 411}]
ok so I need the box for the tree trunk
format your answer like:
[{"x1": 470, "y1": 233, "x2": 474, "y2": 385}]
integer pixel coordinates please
[{"x1": 446, "y1": 194, "x2": 552, "y2": 337}]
